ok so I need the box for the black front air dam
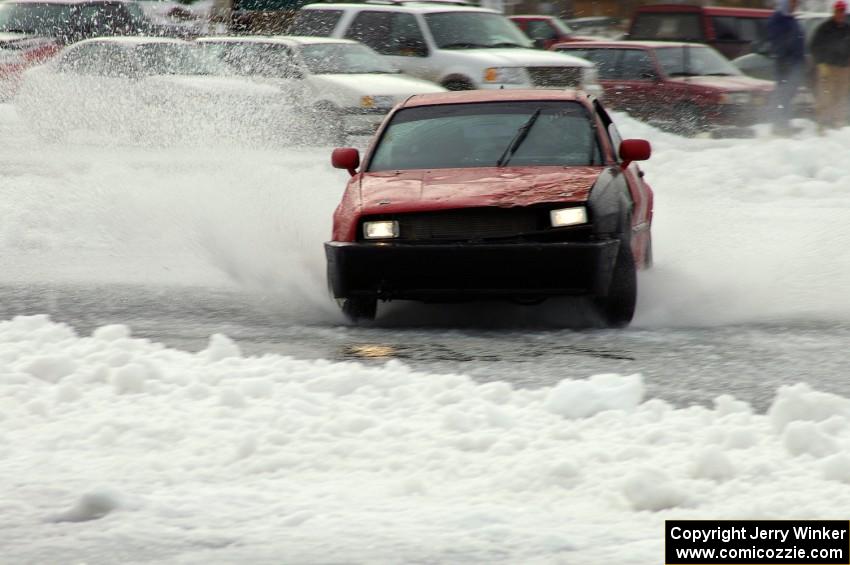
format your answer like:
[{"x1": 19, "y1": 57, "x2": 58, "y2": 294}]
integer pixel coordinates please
[{"x1": 325, "y1": 240, "x2": 620, "y2": 302}]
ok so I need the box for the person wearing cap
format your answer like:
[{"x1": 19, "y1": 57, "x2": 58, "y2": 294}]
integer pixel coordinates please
[
  {"x1": 766, "y1": 0, "x2": 806, "y2": 135},
  {"x1": 810, "y1": 0, "x2": 850, "y2": 132}
]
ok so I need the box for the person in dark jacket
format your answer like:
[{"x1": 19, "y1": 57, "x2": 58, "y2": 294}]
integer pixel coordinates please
[
  {"x1": 810, "y1": 0, "x2": 850, "y2": 132},
  {"x1": 766, "y1": 0, "x2": 805, "y2": 135}
]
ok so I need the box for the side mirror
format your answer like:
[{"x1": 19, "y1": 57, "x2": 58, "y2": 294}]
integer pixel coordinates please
[
  {"x1": 619, "y1": 139, "x2": 651, "y2": 169},
  {"x1": 332, "y1": 147, "x2": 360, "y2": 176}
]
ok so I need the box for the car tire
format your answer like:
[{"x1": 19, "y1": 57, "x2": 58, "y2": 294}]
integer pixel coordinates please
[
  {"x1": 338, "y1": 297, "x2": 377, "y2": 323},
  {"x1": 593, "y1": 233, "x2": 637, "y2": 328},
  {"x1": 442, "y1": 79, "x2": 474, "y2": 91}
]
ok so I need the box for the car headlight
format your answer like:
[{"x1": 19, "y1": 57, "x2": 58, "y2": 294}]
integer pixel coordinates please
[
  {"x1": 719, "y1": 92, "x2": 752, "y2": 105},
  {"x1": 360, "y1": 95, "x2": 394, "y2": 109},
  {"x1": 363, "y1": 220, "x2": 399, "y2": 239},
  {"x1": 550, "y1": 207, "x2": 588, "y2": 228},
  {"x1": 483, "y1": 67, "x2": 527, "y2": 84}
]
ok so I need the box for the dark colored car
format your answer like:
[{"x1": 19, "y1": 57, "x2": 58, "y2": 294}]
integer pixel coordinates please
[
  {"x1": 325, "y1": 89, "x2": 654, "y2": 327},
  {"x1": 553, "y1": 40, "x2": 774, "y2": 135},
  {"x1": 0, "y1": 0, "x2": 156, "y2": 44},
  {"x1": 509, "y1": 15, "x2": 599, "y2": 49},
  {"x1": 0, "y1": 0, "x2": 157, "y2": 97},
  {"x1": 626, "y1": 4, "x2": 772, "y2": 60}
]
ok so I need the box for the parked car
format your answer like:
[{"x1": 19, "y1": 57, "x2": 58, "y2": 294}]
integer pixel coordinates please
[
  {"x1": 0, "y1": 0, "x2": 156, "y2": 44},
  {"x1": 509, "y1": 15, "x2": 599, "y2": 49},
  {"x1": 626, "y1": 4, "x2": 772, "y2": 60},
  {"x1": 196, "y1": 35, "x2": 446, "y2": 143},
  {"x1": 325, "y1": 89, "x2": 654, "y2": 327},
  {"x1": 553, "y1": 40, "x2": 774, "y2": 135},
  {"x1": 0, "y1": 0, "x2": 164, "y2": 97},
  {"x1": 0, "y1": 32, "x2": 59, "y2": 100},
  {"x1": 16, "y1": 36, "x2": 284, "y2": 141},
  {"x1": 288, "y1": 2, "x2": 602, "y2": 96}
]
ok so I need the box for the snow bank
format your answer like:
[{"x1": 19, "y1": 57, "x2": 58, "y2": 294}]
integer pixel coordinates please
[
  {"x1": 3, "y1": 316, "x2": 850, "y2": 563},
  {"x1": 618, "y1": 116, "x2": 850, "y2": 326}
]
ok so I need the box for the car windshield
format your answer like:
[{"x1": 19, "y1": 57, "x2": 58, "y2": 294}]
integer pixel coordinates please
[
  {"x1": 656, "y1": 45, "x2": 742, "y2": 77},
  {"x1": 300, "y1": 43, "x2": 396, "y2": 74},
  {"x1": 369, "y1": 101, "x2": 600, "y2": 171},
  {"x1": 135, "y1": 43, "x2": 228, "y2": 75},
  {"x1": 0, "y1": 3, "x2": 73, "y2": 34},
  {"x1": 425, "y1": 12, "x2": 532, "y2": 49},
  {"x1": 202, "y1": 42, "x2": 300, "y2": 78}
]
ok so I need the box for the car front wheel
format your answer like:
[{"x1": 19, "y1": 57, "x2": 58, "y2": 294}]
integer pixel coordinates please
[{"x1": 593, "y1": 235, "x2": 637, "y2": 328}]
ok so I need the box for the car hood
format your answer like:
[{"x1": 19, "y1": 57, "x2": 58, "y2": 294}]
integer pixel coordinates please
[
  {"x1": 668, "y1": 74, "x2": 774, "y2": 92},
  {"x1": 309, "y1": 73, "x2": 447, "y2": 96},
  {"x1": 146, "y1": 75, "x2": 282, "y2": 97},
  {"x1": 358, "y1": 166, "x2": 603, "y2": 214},
  {"x1": 450, "y1": 47, "x2": 593, "y2": 68}
]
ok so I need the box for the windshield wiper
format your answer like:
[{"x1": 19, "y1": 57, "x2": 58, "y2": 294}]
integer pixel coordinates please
[
  {"x1": 704, "y1": 72, "x2": 735, "y2": 76},
  {"x1": 497, "y1": 108, "x2": 541, "y2": 168},
  {"x1": 668, "y1": 71, "x2": 699, "y2": 77}
]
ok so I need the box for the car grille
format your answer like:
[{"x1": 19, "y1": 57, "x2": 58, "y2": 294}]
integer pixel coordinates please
[
  {"x1": 395, "y1": 208, "x2": 542, "y2": 242},
  {"x1": 526, "y1": 66, "x2": 582, "y2": 88}
]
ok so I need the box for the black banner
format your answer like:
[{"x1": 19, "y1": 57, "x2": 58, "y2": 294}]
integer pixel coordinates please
[{"x1": 666, "y1": 520, "x2": 850, "y2": 564}]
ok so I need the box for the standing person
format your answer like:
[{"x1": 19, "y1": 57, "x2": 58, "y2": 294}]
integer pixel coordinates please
[
  {"x1": 810, "y1": 0, "x2": 850, "y2": 133},
  {"x1": 766, "y1": 0, "x2": 806, "y2": 135}
]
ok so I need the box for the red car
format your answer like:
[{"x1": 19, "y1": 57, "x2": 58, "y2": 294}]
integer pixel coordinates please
[
  {"x1": 626, "y1": 4, "x2": 772, "y2": 60},
  {"x1": 325, "y1": 90, "x2": 654, "y2": 327},
  {"x1": 553, "y1": 40, "x2": 774, "y2": 135},
  {"x1": 0, "y1": 33, "x2": 59, "y2": 100},
  {"x1": 510, "y1": 15, "x2": 600, "y2": 49}
]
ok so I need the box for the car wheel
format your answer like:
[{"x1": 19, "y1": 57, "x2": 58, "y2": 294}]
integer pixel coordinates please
[
  {"x1": 442, "y1": 79, "x2": 474, "y2": 91},
  {"x1": 593, "y1": 234, "x2": 637, "y2": 328},
  {"x1": 338, "y1": 297, "x2": 377, "y2": 322}
]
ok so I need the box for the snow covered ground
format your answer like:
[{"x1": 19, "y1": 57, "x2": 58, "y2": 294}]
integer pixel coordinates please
[
  {"x1": 3, "y1": 316, "x2": 850, "y2": 564},
  {"x1": 1, "y1": 103, "x2": 850, "y2": 563}
]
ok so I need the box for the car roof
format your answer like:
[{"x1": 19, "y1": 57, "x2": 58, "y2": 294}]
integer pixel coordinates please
[
  {"x1": 555, "y1": 40, "x2": 708, "y2": 49},
  {"x1": 632, "y1": 4, "x2": 771, "y2": 17},
  {"x1": 300, "y1": 2, "x2": 498, "y2": 15},
  {"x1": 401, "y1": 89, "x2": 590, "y2": 109},
  {"x1": 73, "y1": 36, "x2": 189, "y2": 46},
  {"x1": 196, "y1": 35, "x2": 358, "y2": 46}
]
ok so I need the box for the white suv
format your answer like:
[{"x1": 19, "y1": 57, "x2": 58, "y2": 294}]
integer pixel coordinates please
[{"x1": 289, "y1": 1, "x2": 602, "y2": 96}]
